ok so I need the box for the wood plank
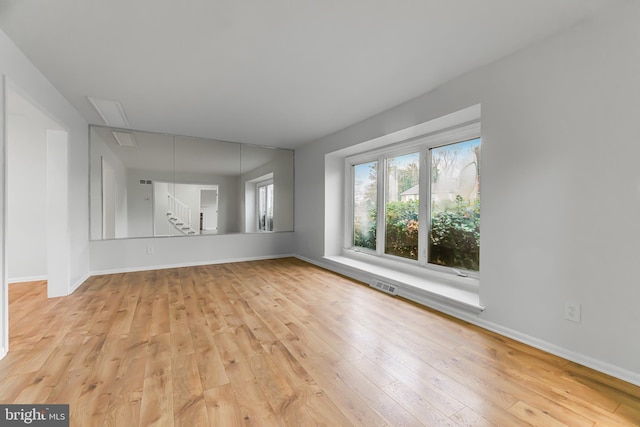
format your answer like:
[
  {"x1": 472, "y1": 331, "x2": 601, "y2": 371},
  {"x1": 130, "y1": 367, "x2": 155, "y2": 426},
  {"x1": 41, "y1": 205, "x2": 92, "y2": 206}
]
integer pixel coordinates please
[
  {"x1": 613, "y1": 404, "x2": 640, "y2": 426},
  {"x1": 150, "y1": 294, "x2": 170, "y2": 337},
  {"x1": 171, "y1": 353, "x2": 208, "y2": 426},
  {"x1": 261, "y1": 341, "x2": 353, "y2": 426},
  {"x1": 14, "y1": 329, "x2": 86, "y2": 403},
  {"x1": 139, "y1": 333, "x2": 174, "y2": 426},
  {"x1": 224, "y1": 363, "x2": 282, "y2": 426},
  {"x1": 47, "y1": 368, "x2": 90, "y2": 406},
  {"x1": 1, "y1": 260, "x2": 638, "y2": 427},
  {"x1": 203, "y1": 384, "x2": 244, "y2": 426},
  {"x1": 508, "y1": 400, "x2": 569, "y2": 427},
  {"x1": 104, "y1": 391, "x2": 142, "y2": 427}
]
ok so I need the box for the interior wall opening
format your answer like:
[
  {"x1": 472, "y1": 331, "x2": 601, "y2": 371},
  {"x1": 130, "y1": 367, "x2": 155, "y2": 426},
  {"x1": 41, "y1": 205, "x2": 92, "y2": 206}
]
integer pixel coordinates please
[{"x1": 5, "y1": 87, "x2": 69, "y2": 299}]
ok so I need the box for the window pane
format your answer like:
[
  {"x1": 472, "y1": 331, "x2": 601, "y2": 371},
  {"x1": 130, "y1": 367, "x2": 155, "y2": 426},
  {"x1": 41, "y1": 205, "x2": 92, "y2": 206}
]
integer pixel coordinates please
[
  {"x1": 429, "y1": 138, "x2": 481, "y2": 271},
  {"x1": 258, "y1": 186, "x2": 266, "y2": 230},
  {"x1": 258, "y1": 183, "x2": 274, "y2": 231},
  {"x1": 353, "y1": 161, "x2": 377, "y2": 250},
  {"x1": 266, "y1": 183, "x2": 274, "y2": 231},
  {"x1": 385, "y1": 152, "x2": 419, "y2": 260}
]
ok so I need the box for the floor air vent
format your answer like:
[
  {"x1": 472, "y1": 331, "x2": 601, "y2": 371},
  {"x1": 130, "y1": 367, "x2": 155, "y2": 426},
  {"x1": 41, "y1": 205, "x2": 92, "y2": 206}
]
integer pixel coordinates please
[{"x1": 370, "y1": 280, "x2": 399, "y2": 295}]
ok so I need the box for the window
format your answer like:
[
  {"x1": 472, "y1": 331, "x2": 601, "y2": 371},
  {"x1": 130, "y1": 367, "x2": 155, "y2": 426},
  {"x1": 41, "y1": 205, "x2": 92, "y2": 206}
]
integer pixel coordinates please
[
  {"x1": 352, "y1": 161, "x2": 377, "y2": 250},
  {"x1": 429, "y1": 138, "x2": 481, "y2": 271},
  {"x1": 348, "y1": 124, "x2": 480, "y2": 274},
  {"x1": 385, "y1": 152, "x2": 420, "y2": 260},
  {"x1": 257, "y1": 180, "x2": 274, "y2": 231}
]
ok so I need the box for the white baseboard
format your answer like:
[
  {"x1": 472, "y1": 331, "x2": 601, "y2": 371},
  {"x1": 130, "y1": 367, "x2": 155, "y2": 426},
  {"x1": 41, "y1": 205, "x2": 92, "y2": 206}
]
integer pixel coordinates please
[
  {"x1": 295, "y1": 255, "x2": 640, "y2": 387},
  {"x1": 294, "y1": 255, "x2": 333, "y2": 271},
  {"x1": 0, "y1": 346, "x2": 6, "y2": 361},
  {"x1": 70, "y1": 273, "x2": 90, "y2": 294},
  {"x1": 90, "y1": 254, "x2": 296, "y2": 277},
  {"x1": 8, "y1": 275, "x2": 47, "y2": 284},
  {"x1": 473, "y1": 317, "x2": 640, "y2": 388}
]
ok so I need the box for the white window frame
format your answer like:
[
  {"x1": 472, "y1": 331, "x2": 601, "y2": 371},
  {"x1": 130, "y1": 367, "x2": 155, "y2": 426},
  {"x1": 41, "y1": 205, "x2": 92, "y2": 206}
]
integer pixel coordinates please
[
  {"x1": 345, "y1": 122, "x2": 481, "y2": 279},
  {"x1": 256, "y1": 178, "x2": 274, "y2": 232}
]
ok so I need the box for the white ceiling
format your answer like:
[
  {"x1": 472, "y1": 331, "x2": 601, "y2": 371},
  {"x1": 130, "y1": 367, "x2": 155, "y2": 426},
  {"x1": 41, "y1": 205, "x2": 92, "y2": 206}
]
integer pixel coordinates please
[{"x1": 0, "y1": 0, "x2": 628, "y2": 148}]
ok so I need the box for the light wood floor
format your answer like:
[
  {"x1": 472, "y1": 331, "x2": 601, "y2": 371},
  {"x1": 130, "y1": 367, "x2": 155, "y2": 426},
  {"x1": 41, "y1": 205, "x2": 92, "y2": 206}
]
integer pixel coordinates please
[{"x1": 1, "y1": 258, "x2": 639, "y2": 426}]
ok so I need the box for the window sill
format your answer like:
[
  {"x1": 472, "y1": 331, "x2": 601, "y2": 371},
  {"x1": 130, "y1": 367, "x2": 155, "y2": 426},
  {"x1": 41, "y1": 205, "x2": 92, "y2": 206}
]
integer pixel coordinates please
[{"x1": 322, "y1": 253, "x2": 484, "y2": 315}]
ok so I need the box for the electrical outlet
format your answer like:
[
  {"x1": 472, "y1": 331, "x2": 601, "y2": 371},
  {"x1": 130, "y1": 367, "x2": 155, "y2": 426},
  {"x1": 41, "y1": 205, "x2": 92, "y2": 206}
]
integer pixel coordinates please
[
  {"x1": 146, "y1": 245, "x2": 154, "y2": 255},
  {"x1": 564, "y1": 301, "x2": 581, "y2": 323}
]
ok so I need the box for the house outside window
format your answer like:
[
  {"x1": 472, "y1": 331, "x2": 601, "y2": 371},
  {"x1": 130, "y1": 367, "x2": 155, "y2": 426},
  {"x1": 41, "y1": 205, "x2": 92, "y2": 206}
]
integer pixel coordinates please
[
  {"x1": 385, "y1": 152, "x2": 420, "y2": 260},
  {"x1": 347, "y1": 124, "x2": 480, "y2": 274}
]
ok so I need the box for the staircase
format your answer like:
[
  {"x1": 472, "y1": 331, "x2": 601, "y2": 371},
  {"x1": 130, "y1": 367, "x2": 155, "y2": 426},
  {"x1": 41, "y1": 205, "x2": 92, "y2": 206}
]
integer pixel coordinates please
[{"x1": 167, "y1": 194, "x2": 197, "y2": 235}]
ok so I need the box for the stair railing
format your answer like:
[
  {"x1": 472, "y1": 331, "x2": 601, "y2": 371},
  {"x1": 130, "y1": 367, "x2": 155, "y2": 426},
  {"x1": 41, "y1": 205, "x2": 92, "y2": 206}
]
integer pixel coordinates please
[{"x1": 167, "y1": 193, "x2": 192, "y2": 231}]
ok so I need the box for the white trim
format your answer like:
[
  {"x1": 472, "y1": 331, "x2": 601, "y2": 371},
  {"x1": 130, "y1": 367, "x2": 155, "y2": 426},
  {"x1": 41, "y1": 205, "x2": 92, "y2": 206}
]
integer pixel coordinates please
[
  {"x1": 1, "y1": 76, "x2": 8, "y2": 357},
  {"x1": 344, "y1": 122, "x2": 481, "y2": 278},
  {"x1": 375, "y1": 155, "x2": 385, "y2": 256},
  {"x1": 9, "y1": 273, "x2": 89, "y2": 293},
  {"x1": 342, "y1": 248, "x2": 478, "y2": 291},
  {"x1": 256, "y1": 178, "x2": 274, "y2": 232},
  {"x1": 295, "y1": 254, "x2": 640, "y2": 387},
  {"x1": 346, "y1": 122, "x2": 481, "y2": 165},
  {"x1": 322, "y1": 254, "x2": 482, "y2": 311},
  {"x1": 8, "y1": 275, "x2": 48, "y2": 284},
  {"x1": 418, "y1": 145, "x2": 428, "y2": 265},
  {"x1": 344, "y1": 160, "x2": 354, "y2": 249},
  {"x1": 89, "y1": 254, "x2": 295, "y2": 276},
  {"x1": 474, "y1": 319, "x2": 640, "y2": 388},
  {"x1": 70, "y1": 273, "x2": 90, "y2": 294},
  {"x1": 0, "y1": 345, "x2": 6, "y2": 361}
]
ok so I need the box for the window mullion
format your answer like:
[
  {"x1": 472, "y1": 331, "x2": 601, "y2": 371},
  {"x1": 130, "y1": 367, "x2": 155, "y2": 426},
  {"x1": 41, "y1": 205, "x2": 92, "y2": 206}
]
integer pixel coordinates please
[
  {"x1": 418, "y1": 147, "x2": 429, "y2": 266},
  {"x1": 376, "y1": 154, "x2": 386, "y2": 256},
  {"x1": 346, "y1": 162, "x2": 355, "y2": 249}
]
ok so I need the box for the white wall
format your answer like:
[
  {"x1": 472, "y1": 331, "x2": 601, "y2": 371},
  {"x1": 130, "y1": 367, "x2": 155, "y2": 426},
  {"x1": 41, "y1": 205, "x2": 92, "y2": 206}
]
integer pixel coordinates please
[
  {"x1": 0, "y1": 29, "x2": 90, "y2": 356},
  {"x1": 6, "y1": 106, "x2": 51, "y2": 280},
  {"x1": 89, "y1": 129, "x2": 128, "y2": 239},
  {"x1": 126, "y1": 171, "x2": 155, "y2": 238},
  {"x1": 90, "y1": 232, "x2": 295, "y2": 273},
  {"x1": 200, "y1": 189, "x2": 218, "y2": 231},
  {"x1": 46, "y1": 129, "x2": 71, "y2": 298},
  {"x1": 295, "y1": 2, "x2": 640, "y2": 384}
]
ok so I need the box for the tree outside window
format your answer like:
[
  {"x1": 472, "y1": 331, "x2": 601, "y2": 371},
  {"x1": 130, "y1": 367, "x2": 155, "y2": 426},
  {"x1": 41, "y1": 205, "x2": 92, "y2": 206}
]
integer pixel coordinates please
[
  {"x1": 429, "y1": 138, "x2": 481, "y2": 271},
  {"x1": 348, "y1": 130, "x2": 480, "y2": 274},
  {"x1": 385, "y1": 152, "x2": 420, "y2": 260},
  {"x1": 353, "y1": 161, "x2": 377, "y2": 250}
]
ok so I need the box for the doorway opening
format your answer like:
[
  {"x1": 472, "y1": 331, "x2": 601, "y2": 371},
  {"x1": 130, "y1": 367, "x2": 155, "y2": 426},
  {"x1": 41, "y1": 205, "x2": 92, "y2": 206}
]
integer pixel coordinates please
[
  {"x1": 5, "y1": 86, "x2": 70, "y2": 298},
  {"x1": 200, "y1": 188, "x2": 218, "y2": 233},
  {"x1": 152, "y1": 181, "x2": 218, "y2": 236}
]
